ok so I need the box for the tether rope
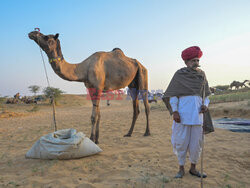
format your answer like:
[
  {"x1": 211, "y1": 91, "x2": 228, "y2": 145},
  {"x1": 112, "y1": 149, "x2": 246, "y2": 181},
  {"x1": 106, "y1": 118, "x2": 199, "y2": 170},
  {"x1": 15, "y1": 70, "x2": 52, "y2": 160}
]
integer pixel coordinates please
[
  {"x1": 35, "y1": 28, "x2": 57, "y2": 131},
  {"x1": 39, "y1": 47, "x2": 50, "y2": 87}
]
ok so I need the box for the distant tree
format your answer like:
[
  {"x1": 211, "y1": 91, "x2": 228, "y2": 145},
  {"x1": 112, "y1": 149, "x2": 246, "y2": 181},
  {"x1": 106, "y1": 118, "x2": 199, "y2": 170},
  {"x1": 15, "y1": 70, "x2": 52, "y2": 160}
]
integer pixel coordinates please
[
  {"x1": 28, "y1": 85, "x2": 40, "y2": 96},
  {"x1": 43, "y1": 87, "x2": 64, "y2": 105}
]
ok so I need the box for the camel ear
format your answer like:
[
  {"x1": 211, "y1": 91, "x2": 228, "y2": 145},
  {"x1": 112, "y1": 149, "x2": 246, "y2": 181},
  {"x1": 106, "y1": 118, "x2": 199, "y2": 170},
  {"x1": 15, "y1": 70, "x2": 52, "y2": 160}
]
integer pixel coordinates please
[{"x1": 54, "y1": 33, "x2": 59, "y2": 40}]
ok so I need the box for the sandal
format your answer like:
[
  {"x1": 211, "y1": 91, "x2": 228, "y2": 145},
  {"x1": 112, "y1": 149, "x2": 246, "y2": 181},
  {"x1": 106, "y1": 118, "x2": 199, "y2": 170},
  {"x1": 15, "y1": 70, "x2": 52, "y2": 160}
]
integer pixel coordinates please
[
  {"x1": 174, "y1": 171, "x2": 185, "y2": 178},
  {"x1": 189, "y1": 170, "x2": 207, "y2": 178}
]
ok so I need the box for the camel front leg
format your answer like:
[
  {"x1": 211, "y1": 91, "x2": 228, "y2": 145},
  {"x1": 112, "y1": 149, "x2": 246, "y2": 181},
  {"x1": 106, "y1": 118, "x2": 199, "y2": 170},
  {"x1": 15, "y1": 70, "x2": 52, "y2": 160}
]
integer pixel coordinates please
[
  {"x1": 90, "y1": 104, "x2": 98, "y2": 142},
  {"x1": 90, "y1": 93, "x2": 101, "y2": 143},
  {"x1": 95, "y1": 108, "x2": 101, "y2": 144}
]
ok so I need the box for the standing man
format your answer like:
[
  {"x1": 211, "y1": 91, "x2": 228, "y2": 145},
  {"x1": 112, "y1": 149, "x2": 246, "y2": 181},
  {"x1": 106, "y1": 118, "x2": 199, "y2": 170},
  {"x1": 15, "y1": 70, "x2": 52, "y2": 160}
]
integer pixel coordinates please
[{"x1": 163, "y1": 46, "x2": 211, "y2": 178}]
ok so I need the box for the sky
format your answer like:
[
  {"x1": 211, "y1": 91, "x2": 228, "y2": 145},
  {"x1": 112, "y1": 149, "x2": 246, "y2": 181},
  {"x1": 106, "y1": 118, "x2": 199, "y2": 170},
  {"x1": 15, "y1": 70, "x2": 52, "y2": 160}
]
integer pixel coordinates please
[{"x1": 0, "y1": 0, "x2": 250, "y2": 97}]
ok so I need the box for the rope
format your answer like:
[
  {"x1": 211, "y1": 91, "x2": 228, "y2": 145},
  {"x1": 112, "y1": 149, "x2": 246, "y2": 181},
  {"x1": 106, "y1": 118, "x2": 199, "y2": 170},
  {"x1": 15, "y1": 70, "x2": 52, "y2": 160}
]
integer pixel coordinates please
[
  {"x1": 35, "y1": 28, "x2": 57, "y2": 131},
  {"x1": 39, "y1": 47, "x2": 50, "y2": 87}
]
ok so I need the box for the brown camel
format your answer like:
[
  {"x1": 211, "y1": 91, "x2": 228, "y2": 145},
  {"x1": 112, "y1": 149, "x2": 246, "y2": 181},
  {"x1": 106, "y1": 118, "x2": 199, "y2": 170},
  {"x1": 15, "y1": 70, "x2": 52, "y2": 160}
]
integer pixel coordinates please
[
  {"x1": 28, "y1": 31, "x2": 150, "y2": 144},
  {"x1": 229, "y1": 80, "x2": 249, "y2": 90}
]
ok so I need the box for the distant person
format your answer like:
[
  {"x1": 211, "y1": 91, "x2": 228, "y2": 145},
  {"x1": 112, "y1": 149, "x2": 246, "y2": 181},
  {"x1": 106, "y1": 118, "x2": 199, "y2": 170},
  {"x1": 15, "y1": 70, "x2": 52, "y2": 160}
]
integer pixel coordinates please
[
  {"x1": 14, "y1": 92, "x2": 20, "y2": 99},
  {"x1": 107, "y1": 99, "x2": 110, "y2": 106},
  {"x1": 105, "y1": 90, "x2": 113, "y2": 106},
  {"x1": 162, "y1": 46, "x2": 211, "y2": 178}
]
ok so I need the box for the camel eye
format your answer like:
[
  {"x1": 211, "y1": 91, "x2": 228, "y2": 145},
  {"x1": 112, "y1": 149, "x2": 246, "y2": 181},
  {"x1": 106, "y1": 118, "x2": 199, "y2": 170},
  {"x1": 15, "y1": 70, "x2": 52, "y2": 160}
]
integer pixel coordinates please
[{"x1": 43, "y1": 36, "x2": 49, "y2": 41}]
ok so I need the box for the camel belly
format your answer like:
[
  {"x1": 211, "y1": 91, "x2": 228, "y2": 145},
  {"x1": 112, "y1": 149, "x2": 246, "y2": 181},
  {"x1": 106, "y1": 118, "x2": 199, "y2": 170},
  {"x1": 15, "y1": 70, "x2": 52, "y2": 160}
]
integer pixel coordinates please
[{"x1": 104, "y1": 67, "x2": 137, "y2": 90}]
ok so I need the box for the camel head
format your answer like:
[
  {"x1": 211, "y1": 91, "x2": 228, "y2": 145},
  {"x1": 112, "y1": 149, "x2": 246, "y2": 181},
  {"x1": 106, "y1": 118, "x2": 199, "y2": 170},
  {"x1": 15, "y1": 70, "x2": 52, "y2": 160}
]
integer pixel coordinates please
[{"x1": 28, "y1": 31, "x2": 61, "y2": 57}]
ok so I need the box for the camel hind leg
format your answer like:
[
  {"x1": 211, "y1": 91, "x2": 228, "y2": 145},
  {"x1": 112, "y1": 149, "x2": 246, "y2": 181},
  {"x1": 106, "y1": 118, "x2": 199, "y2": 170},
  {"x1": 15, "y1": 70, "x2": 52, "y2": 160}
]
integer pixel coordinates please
[
  {"x1": 136, "y1": 62, "x2": 150, "y2": 136},
  {"x1": 124, "y1": 88, "x2": 140, "y2": 137},
  {"x1": 124, "y1": 62, "x2": 150, "y2": 137},
  {"x1": 142, "y1": 90, "x2": 150, "y2": 136}
]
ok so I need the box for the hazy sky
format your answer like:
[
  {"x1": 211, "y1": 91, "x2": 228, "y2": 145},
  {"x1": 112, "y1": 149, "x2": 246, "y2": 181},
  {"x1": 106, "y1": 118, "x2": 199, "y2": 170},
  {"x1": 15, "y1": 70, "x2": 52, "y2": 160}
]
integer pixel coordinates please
[{"x1": 0, "y1": 0, "x2": 250, "y2": 97}]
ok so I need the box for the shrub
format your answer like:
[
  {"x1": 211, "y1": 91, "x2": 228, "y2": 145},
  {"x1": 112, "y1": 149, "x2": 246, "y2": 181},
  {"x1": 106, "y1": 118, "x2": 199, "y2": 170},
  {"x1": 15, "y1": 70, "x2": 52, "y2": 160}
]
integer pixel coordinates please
[
  {"x1": 43, "y1": 87, "x2": 64, "y2": 105},
  {"x1": 210, "y1": 90, "x2": 250, "y2": 103},
  {"x1": 214, "y1": 85, "x2": 230, "y2": 91}
]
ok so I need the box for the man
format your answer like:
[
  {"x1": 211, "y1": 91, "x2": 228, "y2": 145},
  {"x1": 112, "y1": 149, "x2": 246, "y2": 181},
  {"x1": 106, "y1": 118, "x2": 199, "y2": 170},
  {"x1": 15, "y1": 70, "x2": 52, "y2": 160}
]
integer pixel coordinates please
[{"x1": 163, "y1": 46, "x2": 211, "y2": 178}]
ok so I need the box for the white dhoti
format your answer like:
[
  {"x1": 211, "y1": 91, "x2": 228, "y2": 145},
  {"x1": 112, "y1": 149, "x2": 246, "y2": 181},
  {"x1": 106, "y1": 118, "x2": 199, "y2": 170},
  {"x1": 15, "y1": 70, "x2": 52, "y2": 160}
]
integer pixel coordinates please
[
  {"x1": 169, "y1": 95, "x2": 209, "y2": 166},
  {"x1": 171, "y1": 121, "x2": 203, "y2": 166}
]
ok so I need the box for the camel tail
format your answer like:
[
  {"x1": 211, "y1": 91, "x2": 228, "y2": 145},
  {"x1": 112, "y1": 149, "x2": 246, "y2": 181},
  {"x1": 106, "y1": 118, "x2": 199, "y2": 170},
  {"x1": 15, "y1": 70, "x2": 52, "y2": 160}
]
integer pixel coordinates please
[{"x1": 136, "y1": 60, "x2": 148, "y2": 91}]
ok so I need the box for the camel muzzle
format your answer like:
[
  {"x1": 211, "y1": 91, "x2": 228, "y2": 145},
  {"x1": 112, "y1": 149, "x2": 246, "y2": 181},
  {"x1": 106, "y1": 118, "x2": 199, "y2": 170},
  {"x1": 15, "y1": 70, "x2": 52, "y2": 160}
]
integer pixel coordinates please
[
  {"x1": 28, "y1": 31, "x2": 41, "y2": 40},
  {"x1": 28, "y1": 32, "x2": 35, "y2": 40}
]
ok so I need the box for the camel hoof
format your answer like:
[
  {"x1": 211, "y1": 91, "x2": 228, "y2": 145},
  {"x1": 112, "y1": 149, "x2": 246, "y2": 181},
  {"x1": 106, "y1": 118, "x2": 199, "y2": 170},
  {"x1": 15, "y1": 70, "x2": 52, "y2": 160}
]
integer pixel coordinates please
[
  {"x1": 95, "y1": 141, "x2": 99, "y2": 144},
  {"x1": 90, "y1": 135, "x2": 94, "y2": 141},
  {"x1": 144, "y1": 132, "x2": 151, "y2": 136},
  {"x1": 124, "y1": 134, "x2": 131, "y2": 137}
]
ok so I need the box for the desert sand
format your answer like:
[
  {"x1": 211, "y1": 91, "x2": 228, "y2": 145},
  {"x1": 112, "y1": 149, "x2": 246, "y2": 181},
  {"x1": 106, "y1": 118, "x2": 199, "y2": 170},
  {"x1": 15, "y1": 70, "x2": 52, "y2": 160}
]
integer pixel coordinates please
[{"x1": 0, "y1": 95, "x2": 249, "y2": 188}]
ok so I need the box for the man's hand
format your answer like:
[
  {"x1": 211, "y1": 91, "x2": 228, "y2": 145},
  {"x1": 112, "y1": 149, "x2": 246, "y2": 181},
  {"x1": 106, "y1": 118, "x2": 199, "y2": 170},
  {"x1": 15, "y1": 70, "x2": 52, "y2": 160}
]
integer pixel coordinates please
[
  {"x1": 200, "y1": 105, "x2": 208, "y2": 113},
  {"x1": 173, "y1": 111, "x2": 181, "y2": 123}
]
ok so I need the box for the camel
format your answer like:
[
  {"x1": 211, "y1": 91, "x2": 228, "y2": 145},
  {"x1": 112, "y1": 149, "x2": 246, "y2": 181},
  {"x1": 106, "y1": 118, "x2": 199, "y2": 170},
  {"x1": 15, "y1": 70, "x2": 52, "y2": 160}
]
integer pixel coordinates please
[
  {"x1": 28, "y1": 31, "x2": 150, "y2": 144},
  {"x1": 229, "y1": 80, "x2": 249, "y2": 90}
]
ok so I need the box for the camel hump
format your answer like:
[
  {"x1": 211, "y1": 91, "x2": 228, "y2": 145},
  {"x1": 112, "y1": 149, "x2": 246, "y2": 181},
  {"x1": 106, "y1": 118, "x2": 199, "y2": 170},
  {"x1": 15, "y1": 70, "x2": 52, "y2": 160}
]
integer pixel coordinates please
[
  {"x1": 112, "y1": 48, "x2": 122, "y2": 52},
  {"x1": 111, "y1": 48, "x2": 125, "y2": 56}
]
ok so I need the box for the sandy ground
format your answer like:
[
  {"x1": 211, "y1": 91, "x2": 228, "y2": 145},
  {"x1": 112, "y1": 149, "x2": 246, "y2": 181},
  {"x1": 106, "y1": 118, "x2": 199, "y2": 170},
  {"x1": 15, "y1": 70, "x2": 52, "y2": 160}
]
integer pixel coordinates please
[{"x1": 0, "y1": 96, "x2": 249, "y2": 188}]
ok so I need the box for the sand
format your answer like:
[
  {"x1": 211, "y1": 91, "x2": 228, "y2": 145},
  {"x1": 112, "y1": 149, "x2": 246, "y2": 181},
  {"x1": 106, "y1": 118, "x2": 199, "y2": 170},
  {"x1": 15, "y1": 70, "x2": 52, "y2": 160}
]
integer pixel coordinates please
[{"x1": 0, "y1": 96, "x2": 249, "y2": 188}]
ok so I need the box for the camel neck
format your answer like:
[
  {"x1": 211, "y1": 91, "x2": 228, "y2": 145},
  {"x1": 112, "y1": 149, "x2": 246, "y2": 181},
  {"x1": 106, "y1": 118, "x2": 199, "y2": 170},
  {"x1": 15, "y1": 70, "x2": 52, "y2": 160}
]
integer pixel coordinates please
[
  {"x1": 47, "y1": 50, "x2": 63, "y2": 61},
  {"x1": 49, "y1": 58, "x2": 86, "y2": 82},
  {"x1": 49, "y1": 57, "x2": 63, "y2": 64},
  {"x1": 45, "y1": 40, "x2": 88, "y2": 82}
]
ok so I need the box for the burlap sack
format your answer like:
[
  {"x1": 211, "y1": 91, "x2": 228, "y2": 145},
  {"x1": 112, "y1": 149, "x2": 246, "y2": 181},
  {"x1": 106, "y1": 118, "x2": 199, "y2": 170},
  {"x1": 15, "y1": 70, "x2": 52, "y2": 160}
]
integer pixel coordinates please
[{"x1": 26, "y1": 129, "x2": 102, "y2": 159}]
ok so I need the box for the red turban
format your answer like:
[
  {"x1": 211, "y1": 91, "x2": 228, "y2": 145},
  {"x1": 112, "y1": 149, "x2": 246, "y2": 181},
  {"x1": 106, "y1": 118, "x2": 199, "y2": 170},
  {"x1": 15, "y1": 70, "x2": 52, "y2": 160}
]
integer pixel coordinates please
[{"x1": 181, "y1": 46, "x2": 203, "y2": 61}]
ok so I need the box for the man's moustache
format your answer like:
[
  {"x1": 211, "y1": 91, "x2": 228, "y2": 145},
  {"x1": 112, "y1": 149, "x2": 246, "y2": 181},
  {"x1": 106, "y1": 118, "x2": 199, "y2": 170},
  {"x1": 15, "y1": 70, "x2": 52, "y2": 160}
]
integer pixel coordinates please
[{"x1": 192, "y1": 64, "x2": 200, "y2": 68}]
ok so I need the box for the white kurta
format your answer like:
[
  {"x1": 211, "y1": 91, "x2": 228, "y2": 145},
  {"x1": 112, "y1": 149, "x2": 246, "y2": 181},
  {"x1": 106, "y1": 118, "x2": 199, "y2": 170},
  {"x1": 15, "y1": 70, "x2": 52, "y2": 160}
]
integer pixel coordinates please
[{"x1": 170, "y1": 96, "x2": 209, "y2": 165}]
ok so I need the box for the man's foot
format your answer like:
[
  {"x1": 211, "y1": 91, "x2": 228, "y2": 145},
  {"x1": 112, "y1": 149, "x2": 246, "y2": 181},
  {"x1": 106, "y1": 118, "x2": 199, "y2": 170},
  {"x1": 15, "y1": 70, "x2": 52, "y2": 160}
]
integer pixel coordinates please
[
  {"x1": 189, "y1": 169, "x2": 207, "y2": 178},
  {"x1": 174, "y1": 171, "x2": 185, "y2": 178}
]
